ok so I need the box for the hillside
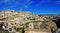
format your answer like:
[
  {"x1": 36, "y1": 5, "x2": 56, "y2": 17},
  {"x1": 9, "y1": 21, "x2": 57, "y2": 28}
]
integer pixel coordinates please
[{"x1": 0, "y1": 10, "x2": 57, "y2": 33}]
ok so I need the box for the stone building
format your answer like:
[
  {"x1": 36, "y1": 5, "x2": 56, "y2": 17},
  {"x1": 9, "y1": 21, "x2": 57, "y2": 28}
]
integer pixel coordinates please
[{"x1": 0, "y1": 10, "x2": 58, "y2": 33}]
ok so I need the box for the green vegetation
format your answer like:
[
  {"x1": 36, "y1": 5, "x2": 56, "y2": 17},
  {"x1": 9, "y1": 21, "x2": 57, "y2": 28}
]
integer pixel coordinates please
[
  {"x1": 15, "y1": 27, "x2": 25, "y2": 33},
  {"x1": 0, "y1": 28, "x2": 9, "y2": 33}
]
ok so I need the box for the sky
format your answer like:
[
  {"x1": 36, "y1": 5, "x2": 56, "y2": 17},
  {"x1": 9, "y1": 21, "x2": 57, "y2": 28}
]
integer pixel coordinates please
[{"x1": 0, "y1": 0, "x2": 60, "y2": 14}]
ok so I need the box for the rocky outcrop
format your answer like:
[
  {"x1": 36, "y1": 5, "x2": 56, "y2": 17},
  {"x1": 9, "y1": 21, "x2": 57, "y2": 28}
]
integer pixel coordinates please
[{"x1": 0, "y1": 10, "x2": 57, "y2": 33}]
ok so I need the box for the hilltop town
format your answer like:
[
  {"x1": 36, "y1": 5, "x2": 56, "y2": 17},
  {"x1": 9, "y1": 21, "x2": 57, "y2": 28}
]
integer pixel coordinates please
[{"x1": 0, "y1": 10, "x2": 59, "y2": 33}]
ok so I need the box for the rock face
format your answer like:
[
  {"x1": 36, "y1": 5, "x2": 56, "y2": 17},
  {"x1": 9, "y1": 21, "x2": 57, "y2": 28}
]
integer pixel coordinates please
[{"x1": 0, "y1": 10, "x2": 57, "y2": 33}]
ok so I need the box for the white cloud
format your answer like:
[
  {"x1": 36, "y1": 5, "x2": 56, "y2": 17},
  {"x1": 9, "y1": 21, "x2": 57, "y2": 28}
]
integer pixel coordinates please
[{"x1": 24, "y1": 1, "x2": 33, "y2": 8}]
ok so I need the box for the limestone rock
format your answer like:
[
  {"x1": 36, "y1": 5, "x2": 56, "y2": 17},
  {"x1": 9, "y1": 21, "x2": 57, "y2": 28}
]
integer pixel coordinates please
[{"x1": 0, "y1": 10, "x2": 57, "y2": 33}]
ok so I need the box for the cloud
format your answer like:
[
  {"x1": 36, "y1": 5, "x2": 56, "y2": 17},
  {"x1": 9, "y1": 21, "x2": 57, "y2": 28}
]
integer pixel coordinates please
[{"x1": 24, "y1": 1, "x2": 33, "y2": 8}]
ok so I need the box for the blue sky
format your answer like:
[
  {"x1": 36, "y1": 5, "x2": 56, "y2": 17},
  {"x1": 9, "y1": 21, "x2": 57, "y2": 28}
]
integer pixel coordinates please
[{"x1": 0, "y1": 0, "x2": 60, "y2": 14}]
